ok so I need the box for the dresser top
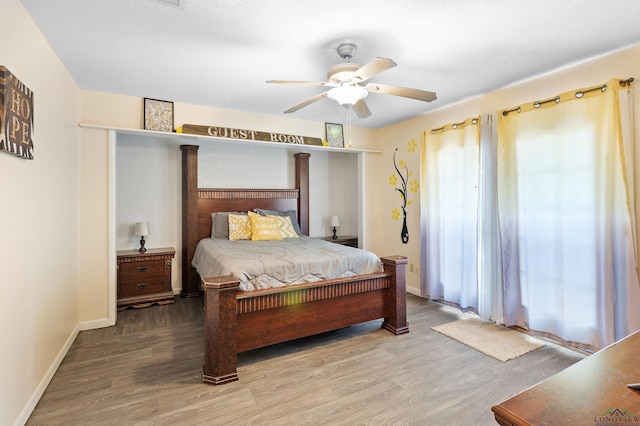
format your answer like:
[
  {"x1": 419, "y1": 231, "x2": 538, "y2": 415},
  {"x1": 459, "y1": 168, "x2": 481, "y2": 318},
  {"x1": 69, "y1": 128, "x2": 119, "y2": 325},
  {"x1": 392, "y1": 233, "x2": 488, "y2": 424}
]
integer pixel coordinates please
[{"x1": 117, "y1": 247, "x2": 175, "y2": 259}]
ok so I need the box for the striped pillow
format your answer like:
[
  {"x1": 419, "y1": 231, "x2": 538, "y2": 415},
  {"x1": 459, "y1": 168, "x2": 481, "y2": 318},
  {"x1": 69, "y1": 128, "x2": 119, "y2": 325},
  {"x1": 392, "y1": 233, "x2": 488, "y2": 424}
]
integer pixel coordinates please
[{"x1": 276, "y1": 215, "x2": 298, "y2": 238}]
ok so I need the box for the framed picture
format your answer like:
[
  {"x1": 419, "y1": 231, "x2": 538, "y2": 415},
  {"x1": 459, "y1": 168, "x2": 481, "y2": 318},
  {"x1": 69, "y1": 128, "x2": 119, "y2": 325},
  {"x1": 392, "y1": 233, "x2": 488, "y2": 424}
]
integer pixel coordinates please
[
  {"x1": 0, "y1": 66, "x2": 34, "y2": 160},
  {"x1": 325, "y1": 122, "x2": 344, "y2": 148},
  {"x1": 144, "y1": 98, "x2": 174, "y2": 132}
]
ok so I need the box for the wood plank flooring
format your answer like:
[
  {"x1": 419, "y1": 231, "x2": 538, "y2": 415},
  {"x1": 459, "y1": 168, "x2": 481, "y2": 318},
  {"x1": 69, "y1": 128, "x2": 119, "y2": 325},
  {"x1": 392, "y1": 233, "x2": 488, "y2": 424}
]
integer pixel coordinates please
[{"x1": 27, "y1": 294, "x2": 584, "y2": 425}]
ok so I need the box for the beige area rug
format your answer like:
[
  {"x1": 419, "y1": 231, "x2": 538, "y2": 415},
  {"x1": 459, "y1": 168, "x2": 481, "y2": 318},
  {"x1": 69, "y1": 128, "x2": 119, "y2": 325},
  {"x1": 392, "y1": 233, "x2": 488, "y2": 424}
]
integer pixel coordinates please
[{"x1": 432, "y1": 318, "x2": 546, "y2": 362}]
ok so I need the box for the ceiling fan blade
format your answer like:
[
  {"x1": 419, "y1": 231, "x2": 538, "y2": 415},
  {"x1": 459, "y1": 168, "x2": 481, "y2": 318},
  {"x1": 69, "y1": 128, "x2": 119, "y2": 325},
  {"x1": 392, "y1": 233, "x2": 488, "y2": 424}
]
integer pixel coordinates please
[
  {"x1": 366, "y1": 83, "x2": 437, "y2": 102},
  {"x1": 353, "y1": 58, "x2": 396, "y2": 82},
  {"x1": 352, "y1": 99, "x2": 371, "y2": 118},
  {"x1": 266, "y1": 80, "x2": 330, "y2": 86},
  {"x1": 284, "y1": 92, "x2": 328, "y2": 114}
]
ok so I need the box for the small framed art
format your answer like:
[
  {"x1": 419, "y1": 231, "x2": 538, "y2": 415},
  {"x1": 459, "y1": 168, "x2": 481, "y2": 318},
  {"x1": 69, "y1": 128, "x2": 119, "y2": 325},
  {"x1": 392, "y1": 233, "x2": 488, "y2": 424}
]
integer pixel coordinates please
[
  {"x1": 325, "y1": 122, "x2": 344, "y2": 148},
  {"x1": 144, "y1": 98, "x2": 174, "y2": 132}
]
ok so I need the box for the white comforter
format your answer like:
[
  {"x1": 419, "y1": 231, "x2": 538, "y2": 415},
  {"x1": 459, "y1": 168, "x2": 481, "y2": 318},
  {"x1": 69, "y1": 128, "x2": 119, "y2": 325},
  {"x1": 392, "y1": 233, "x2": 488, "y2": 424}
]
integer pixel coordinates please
[{"x1": 191, "y1": 236, "x2": 382, "y2": 291}]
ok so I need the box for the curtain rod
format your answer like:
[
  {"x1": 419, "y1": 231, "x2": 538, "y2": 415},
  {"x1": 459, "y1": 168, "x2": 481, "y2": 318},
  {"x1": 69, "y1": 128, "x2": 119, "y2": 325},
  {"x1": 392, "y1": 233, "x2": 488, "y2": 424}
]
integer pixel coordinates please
[
  {"x1": 502, "y1": 77, "x2": 634, "y2": 117},
  {"x1": 430, "y1": 117, "x2": 478, "y2": 134}
]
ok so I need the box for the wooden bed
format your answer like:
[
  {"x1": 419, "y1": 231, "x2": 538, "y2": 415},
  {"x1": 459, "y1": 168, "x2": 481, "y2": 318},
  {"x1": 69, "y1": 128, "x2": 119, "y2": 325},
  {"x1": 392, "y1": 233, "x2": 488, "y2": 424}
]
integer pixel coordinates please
[{"x1": 180, "y1": 145, "x2": 409, "y2": 385}]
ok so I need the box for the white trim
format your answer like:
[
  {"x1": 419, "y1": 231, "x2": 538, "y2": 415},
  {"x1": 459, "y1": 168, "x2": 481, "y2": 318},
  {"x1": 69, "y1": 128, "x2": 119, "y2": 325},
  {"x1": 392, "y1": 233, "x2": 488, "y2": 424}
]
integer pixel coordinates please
[
  {"x1": 78, "y1": 123, "x2": 381, "y2": 154},
  {"x1": 107, "y1": 130, "x2": 117, "y2": 326},
  {"x1": 15, "y1": 324, "x2": 80, "y2": 426},
  {"x1": 406, "y1": 286, "x2": 422, "y2": 297},
  {"x1": 357, "y1": 153, "x2": 365, "y2": 248},
  {"x1": 80, "y1": 318, "x2": 113, "y2": 331}
]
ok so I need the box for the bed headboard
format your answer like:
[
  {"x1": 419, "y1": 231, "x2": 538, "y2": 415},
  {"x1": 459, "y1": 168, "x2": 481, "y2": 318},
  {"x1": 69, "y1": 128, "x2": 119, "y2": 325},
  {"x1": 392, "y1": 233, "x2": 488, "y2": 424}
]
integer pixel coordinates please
[
  {"x1": 195, "y1": 189, "x2": 300, "y2": 243},
  {"x1": 180, "y1": 145, "x2": 310, "y2": 297}
]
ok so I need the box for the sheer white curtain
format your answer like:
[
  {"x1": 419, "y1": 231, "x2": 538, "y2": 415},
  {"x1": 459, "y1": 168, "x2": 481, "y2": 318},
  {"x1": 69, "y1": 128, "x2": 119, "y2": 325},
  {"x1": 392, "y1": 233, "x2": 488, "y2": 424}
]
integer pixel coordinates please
[
  {"x1": 477, "y1": 114, "x2": 504, "y2": 322},
  {"x1": 497, "y1": 79, "x2": 639, "y2": 350},
  {"x1": 420, "y1": 118, "x2": 480, "y2": 311}
]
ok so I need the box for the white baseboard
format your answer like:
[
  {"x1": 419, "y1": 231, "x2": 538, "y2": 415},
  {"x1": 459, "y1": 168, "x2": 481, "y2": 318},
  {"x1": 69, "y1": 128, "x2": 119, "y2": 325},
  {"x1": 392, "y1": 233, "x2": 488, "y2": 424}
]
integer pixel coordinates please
[
  {"x1": 406, "y1": 285, "x2": 422, "y2": 297},
  {"x1": 16, "y1": 323, "x2": 80, "y2": 426},
  {"x1": 80, "y1": 317, "x2": 114, "y2": 331}
]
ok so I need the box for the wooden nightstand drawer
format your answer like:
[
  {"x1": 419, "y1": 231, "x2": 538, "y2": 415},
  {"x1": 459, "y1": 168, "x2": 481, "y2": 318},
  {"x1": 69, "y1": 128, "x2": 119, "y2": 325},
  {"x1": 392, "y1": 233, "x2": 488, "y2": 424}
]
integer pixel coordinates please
[
  {"x1": 118, "y1": 277, "x2": 167, "y2": 298},
  {"x1": 116, "y1": 247, "x2": 175, "y2": 311},
  {"x1": 118, "y1": 259, "x2": 165, "y2": 281},
  {"x1": 319, "y1": 236, "x2": 358, "y2": 248}
]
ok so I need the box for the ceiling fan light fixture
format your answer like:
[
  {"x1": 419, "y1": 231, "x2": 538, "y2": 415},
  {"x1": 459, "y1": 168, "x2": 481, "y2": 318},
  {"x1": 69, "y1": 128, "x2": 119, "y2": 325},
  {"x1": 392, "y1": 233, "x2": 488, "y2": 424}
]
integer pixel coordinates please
[{"x1": 327, "y1": 84, "x2": 368, "y2": 106}]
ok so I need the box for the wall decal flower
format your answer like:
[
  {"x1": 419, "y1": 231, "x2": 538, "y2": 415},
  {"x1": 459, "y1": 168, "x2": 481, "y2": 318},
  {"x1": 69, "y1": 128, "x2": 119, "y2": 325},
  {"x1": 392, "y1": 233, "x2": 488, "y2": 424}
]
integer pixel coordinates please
[
  {"x1": 408, "y1": 139, "x2": 417, "y2": 152},
  {"x1": 409, "y1": 179, "x2": 420, "y2": 193},
  {"x1": 391, "y1": 147, "x2": 412, "y2": 244}
]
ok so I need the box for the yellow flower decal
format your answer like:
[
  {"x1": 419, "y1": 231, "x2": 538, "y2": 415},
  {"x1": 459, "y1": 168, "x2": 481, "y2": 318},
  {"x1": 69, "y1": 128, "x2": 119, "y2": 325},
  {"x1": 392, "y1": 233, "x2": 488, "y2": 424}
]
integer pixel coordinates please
[{"x1": 392, "y1": 146, "x2": 414, "y2": 244}]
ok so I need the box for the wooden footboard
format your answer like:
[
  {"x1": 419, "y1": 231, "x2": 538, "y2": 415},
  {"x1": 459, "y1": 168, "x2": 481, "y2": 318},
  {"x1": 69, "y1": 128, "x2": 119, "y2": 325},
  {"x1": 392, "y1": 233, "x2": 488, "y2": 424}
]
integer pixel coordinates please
[
  {"x1": 202, "y1": 255, "x2": 408, "y2": 385},
  {"x1": 180, "y1": 145, "x2": 409, "y2": 385}
]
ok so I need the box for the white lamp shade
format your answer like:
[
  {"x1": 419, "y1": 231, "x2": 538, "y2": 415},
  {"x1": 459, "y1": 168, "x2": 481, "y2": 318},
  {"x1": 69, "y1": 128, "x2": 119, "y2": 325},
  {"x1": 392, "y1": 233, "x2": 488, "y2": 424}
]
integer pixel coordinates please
[
  {"x1": 327, "y1": 85, "x2": 368, "y2": 106},
  {"x1": 134, "y1": 221, "x2": 149, "y2": 237},
  {"x1": 329, "y1": 216, "x2": 340, "y2": 227}
]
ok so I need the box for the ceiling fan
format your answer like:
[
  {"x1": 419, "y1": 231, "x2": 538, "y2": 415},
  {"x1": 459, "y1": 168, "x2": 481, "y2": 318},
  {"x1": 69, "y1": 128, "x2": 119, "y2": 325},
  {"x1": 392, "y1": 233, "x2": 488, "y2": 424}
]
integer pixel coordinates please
[{"x1": 266, "y1": 43, "x2": 437, "y2": 118}]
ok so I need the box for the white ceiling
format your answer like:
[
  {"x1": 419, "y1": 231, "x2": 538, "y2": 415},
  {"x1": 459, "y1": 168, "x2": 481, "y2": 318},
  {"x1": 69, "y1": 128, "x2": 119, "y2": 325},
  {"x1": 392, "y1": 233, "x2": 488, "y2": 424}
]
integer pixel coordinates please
[{"x1": 20, "y1": 0, "x2": 640, "y2": 129}]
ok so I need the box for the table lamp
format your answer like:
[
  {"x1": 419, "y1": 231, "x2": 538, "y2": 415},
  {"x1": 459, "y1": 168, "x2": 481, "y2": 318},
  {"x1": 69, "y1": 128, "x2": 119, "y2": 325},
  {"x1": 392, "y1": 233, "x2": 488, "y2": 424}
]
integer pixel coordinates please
[
  {"x1": 134, "y1": 221, "x2": 149, "y2": 253},
  {"x1": 330, "y1": 216, "x2": 340, "y2": 239}
]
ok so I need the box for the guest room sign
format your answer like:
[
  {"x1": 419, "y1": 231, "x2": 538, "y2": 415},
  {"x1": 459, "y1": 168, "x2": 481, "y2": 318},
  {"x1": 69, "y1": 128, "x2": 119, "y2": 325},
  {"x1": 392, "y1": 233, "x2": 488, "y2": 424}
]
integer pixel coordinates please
[
  {"x1": 177, "y1": 124, "x2": 323, "y2": 146},
  {"x1": 0, "y1": 66, "x2": 34, "y2": 160}
]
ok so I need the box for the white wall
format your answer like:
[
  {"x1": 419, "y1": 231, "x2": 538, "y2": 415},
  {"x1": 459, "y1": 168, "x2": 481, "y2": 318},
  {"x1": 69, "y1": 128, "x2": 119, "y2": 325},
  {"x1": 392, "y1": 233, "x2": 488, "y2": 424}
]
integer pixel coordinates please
[
  {"x1": 81, "y1": 94, "x2": 371, "y2": 310},
  {"x1": 115, "y1": 133, "x2": 359, "y2": 293},
  {"x1": 0, "y1": 0, "x2": 82, "y2": 424}
]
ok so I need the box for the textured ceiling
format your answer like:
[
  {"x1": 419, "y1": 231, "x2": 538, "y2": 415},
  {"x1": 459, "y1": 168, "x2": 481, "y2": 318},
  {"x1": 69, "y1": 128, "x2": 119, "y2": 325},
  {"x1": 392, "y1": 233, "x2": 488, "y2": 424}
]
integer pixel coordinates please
[{"x1": 20, "y1": 0, "x2": 640, "y2": 129}]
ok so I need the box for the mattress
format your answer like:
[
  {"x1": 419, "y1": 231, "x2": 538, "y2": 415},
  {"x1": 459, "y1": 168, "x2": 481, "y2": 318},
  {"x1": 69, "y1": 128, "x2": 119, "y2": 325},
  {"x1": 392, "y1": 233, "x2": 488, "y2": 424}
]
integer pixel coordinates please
[{"x1": 191, "y1": 236, "x2": 383, "y2": 291}]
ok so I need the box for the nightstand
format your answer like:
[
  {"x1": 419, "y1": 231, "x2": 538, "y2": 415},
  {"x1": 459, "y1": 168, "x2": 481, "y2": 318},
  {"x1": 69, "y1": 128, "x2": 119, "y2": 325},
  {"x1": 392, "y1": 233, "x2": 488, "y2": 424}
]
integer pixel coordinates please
[
  {"x1": 320, "y1": 236, "x2": 358, "y2": 248},
  {"x1": 116, "y1": 247, "x2": 175, "y2": 311}
]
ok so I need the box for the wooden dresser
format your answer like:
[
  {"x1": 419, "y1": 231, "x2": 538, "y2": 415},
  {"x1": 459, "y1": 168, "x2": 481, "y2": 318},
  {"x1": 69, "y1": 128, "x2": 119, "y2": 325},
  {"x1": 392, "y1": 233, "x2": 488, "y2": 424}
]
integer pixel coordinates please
[
  {"x1": 116, "y1": 247, "x2": 175, "y2": 311},
  {"x1": 492, "y1": 330, "x2": 640, "y2": 425},
  {"x1": 319, "y1": 235, "x2": 358, "y2": 247}
]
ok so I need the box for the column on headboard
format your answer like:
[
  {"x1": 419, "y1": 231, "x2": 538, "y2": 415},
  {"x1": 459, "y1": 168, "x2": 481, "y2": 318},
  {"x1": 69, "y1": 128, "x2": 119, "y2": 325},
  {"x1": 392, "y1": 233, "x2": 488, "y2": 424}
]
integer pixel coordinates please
[
  {"x1": 294, "y1": 153, "x2": 310, "y2": 236},
  {"x1": 180, "y1": 145, "x2": 201, "y2": 297}
]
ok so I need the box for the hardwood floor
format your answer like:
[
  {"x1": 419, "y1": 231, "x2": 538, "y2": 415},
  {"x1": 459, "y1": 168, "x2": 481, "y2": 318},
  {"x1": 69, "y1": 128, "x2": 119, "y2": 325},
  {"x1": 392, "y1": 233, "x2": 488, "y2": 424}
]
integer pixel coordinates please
[{"x1": 27, "y1": 294, "x2": 584, "y2": 425}]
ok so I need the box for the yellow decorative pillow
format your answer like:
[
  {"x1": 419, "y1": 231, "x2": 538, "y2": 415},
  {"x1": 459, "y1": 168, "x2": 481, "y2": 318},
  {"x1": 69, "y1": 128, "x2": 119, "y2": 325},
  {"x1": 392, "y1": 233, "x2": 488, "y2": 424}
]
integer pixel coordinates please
[
  {"x1": 276, "y1": 215, "x2": 298, "y2": 238},
  {"x1": 248, "y1": 211, "x2": 282, "y2": 241},
  {"x1": 228, "y1": 213, "x2": 252, "y2": 241}
]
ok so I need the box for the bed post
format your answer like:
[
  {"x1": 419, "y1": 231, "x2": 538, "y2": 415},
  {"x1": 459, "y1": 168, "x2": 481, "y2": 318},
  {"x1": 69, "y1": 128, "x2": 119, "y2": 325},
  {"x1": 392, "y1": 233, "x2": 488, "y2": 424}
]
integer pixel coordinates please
[
  {"x1": 202, "y1": 275, "x2": 240, "y2": 385},
  {"x1": 180, "y1": 145, "x2": 201, "y2": 297},
  {"x1": 294, "y1": 153, "x2": 310, "y2": 235},
  {"x1": 381, "y1": 255, "x2": 410, "y2": 335}
]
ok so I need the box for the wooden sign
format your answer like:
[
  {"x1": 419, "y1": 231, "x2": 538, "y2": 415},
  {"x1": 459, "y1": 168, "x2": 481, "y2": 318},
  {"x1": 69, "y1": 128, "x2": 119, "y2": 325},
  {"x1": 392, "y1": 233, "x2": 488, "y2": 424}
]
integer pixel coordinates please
[
  {"x1": 176, "y1": 124, "x2": 323, "y2": 146},
  {"x1": 0, "y1": 66, "x2": 34, "y2": 160}
]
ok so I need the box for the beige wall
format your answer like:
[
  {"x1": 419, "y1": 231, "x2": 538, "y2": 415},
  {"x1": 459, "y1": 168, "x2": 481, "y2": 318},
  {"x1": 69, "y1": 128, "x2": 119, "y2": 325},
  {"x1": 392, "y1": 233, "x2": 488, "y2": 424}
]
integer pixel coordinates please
[
  {"x1": 368, "y1": 44, "x2": 640, "y2": 294},
  {"x1": 1, "y1": 0, "x2": 82, "y2": 424},
  {"x1": 6, "y1": 0, "x2": 640, "y2": 422}
]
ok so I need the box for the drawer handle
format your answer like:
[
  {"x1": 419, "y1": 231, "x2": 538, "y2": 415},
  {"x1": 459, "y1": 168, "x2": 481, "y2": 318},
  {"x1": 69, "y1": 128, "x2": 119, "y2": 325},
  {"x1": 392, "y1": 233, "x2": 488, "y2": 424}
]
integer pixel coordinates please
[
  {"x1": 137, "y1": 266, "x2": 148, "y2": 272},
  {"x1": 137, "y1": 282, "x2": 148, "y2": 289}
]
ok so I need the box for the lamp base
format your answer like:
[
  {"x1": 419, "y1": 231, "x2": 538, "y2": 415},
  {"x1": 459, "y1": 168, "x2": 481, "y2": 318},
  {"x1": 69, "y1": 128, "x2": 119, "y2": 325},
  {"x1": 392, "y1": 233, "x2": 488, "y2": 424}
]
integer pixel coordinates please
[
  {"x1": 332, "y1": 227, "x2": 337, "y2": 239},
  {"x1": 139, "y1": 236, "x2": 147, "y2": 253}
]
